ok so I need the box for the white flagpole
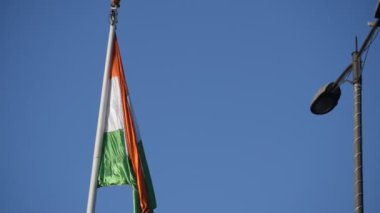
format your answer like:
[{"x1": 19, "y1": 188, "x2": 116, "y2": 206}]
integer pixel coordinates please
[{"x1": 86, "y1": 2, "x2": 120, "y2": 213}]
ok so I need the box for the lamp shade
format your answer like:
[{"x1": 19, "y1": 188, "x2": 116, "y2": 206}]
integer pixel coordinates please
[{"x1": 310, "y1": 82, "x2": 341, "y2": 115}]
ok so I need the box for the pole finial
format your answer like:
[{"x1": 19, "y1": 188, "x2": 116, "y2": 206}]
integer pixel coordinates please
[
  {"x1": 112, "y1": 0, "x2": 121, "y2": 8},
  {"x1": 355, "y1": 36, "x2": 358, "y2": 52},
  {"x1": 110, "y1": 0, "x2": 119, "y2": 26}
]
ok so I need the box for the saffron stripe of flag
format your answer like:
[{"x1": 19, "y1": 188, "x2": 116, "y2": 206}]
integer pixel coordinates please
[{"x1": 97, "y1": 35, "x2": 156, "y2": 213}]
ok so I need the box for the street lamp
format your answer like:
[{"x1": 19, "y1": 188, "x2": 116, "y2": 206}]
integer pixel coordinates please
[
  {"x1": 310, "y1": 82, "x2": 341, "y2": 115},
  {"x1": 310, "y1": 4, "x2": 380, "y2": 213}
]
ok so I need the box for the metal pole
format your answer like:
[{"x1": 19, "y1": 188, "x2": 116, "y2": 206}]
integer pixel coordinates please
[
  {"x1": 86, "y1": 5, "x2": 118, "y2": 213},
  {"x1": 351, "y1": 18, "x2": 379, "y2": 213},
  {"x1": 352, "y1": 50, "x2": 363, "y2": 213}
]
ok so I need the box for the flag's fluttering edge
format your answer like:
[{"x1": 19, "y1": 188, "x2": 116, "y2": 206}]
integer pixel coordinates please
[{"x1": 97, "y1": 35, "x2": 156, "y2": 213}]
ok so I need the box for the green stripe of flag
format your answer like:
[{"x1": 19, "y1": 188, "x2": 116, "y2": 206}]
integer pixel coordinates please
[{"x1": 97, "y1": 129, "x2": 136, "y2": 187}]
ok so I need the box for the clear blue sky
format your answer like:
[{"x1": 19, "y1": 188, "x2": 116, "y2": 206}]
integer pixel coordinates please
[{"x1": 1, "y1": 0, "x2": 380, "y2": 212}]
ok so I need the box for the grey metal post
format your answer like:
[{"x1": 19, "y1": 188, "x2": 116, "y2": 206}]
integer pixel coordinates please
[
  {"x1": 352, "y1": 50, "x2": 363, "y2": 213},
  {"x1": 86, "y1": 5, "x2": 118, "y2": 213}
]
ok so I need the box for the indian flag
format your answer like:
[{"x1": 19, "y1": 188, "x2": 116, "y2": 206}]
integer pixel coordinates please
[{"x1": 97, "y1": 35, "x2": 156, "y2": 213}]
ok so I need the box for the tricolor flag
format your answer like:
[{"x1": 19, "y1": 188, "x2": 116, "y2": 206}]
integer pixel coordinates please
[{"x1": 97, "y1": 35, "x2": 156, "y2": 213}]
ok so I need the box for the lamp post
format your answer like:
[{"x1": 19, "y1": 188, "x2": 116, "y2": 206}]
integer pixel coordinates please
[{"x1": 310, "y1": 4, "x2": 380, "y2": 213}]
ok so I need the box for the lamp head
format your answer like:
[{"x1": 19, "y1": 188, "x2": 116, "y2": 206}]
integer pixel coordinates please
[{"x1": 310, "y1": 82, "x2": 341, "y2": 115}]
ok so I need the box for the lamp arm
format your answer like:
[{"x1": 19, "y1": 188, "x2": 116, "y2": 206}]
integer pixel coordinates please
[
  {"x1": 334, "y1": 64, "x2": 353, "y2": 87},
  {"x1": 358, "y1": 19, "x2": 380, "y2": 56}
]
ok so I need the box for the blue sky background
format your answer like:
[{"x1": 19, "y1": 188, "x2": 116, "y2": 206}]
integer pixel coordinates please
[{"x1": 1, "y1": 0, "x2": 380, "y2": 212}]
